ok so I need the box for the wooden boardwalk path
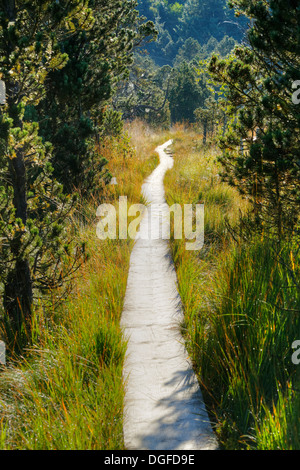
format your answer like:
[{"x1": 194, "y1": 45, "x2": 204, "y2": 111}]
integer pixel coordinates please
[{"x1": 121, "y1": 140, "x2": 218, "y2": 450}]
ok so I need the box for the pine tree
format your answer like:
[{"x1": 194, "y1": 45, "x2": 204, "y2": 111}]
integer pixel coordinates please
[
  {"x1": 34, "y1": 0, "x2": 156, "y2": 194},
  {"x1": 113, "y1": 53, "x2": 171, "y2": 128},
  {"x1": 177, "y1": 0, "x2": 243, "y2": 44},
  {"x1": 195, "y1": 97, "x2": 222, "y2": 144},
  {"x1": 209, "y1": 0, "x2": 300, "y2": 236},
  {"x1": 168, "y1": 62, "x2": 210, "y2": 123},
  {"x1": 0, "y1": 0, "x2": 91, "y2": 332}
]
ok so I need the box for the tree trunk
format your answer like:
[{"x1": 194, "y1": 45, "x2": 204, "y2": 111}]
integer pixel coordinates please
[
  {"x1": 3, "y1": 0, "x2": 33, "y2": 328},
  {"x1": 203, "y1": 119, "x2": 207, "y2": 145},
  {"x1": 275, "y1": 163, "x2": 282, "y2": 238},
  {"x1": 4, "y1": 151, "x2": 33, "y2": 329},
  {"x1": 223, "y1": 112, "x2": 227, "y2": 136},
  {"x1": 4, "y1": 259, "x2": 33, "y2": 330}
]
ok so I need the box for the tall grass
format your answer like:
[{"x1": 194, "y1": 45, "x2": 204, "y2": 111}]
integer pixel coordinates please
[
  {"x1": 0, "y1": 231, "x2": 130, "y2": 449},
  {"x1": 0, "y1": 120, "x2": 167, "y2": 449},
  {"x1": 165, "y1": 131, "x2": 300, "y2": 450},
  {"x1": 203, "y1": 239, "x2": 300, "y2": 449}
]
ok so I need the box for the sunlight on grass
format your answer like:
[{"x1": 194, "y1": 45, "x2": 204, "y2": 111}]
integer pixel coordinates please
[
  {"x1": 164, "y1": 129, "x2": 300, "y2": 450},
  {"x1": 1, "y1": 121, "x2": 298, "y2": 450}
]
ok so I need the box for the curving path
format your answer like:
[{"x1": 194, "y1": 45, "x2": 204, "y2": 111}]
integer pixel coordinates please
[{"x1": 121, "y1": 140, "x2": 218, "y2": 450}]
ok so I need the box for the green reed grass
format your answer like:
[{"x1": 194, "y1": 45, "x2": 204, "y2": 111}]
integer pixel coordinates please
[
  {"x1": 165, "y1": 132, "x2": 300, "y2": 450},
  {"x1": 0, "y1": 230, "x2": 130, "y2": 449}
]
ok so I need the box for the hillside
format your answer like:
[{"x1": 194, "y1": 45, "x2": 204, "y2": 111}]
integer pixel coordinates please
[{"x1": 137, "y1": 0, "x2": 247, "y2": 65}]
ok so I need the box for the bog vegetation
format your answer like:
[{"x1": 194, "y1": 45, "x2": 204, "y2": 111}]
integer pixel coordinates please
[{"x1": 0, "y1": 0, "x2": 299, "y2": 450}]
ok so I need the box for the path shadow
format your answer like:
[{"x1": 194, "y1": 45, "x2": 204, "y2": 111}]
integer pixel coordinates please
[{"x1": 136, "y1": 366, "x2": 218, "y2": 450}]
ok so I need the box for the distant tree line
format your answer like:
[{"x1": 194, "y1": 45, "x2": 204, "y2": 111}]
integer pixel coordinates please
[
  {"x1": 131, "y1": 0, "x2": 300, "y2": 239},
  {"x1": 113, "y1": 0, "x2": 240, "y2": 130},
  {"x1": 113, "y1": 38, "x2": 234, "y2": 129},
  {"x1": 137, "y1": 0, "x2": 247, "y2": 66}
]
